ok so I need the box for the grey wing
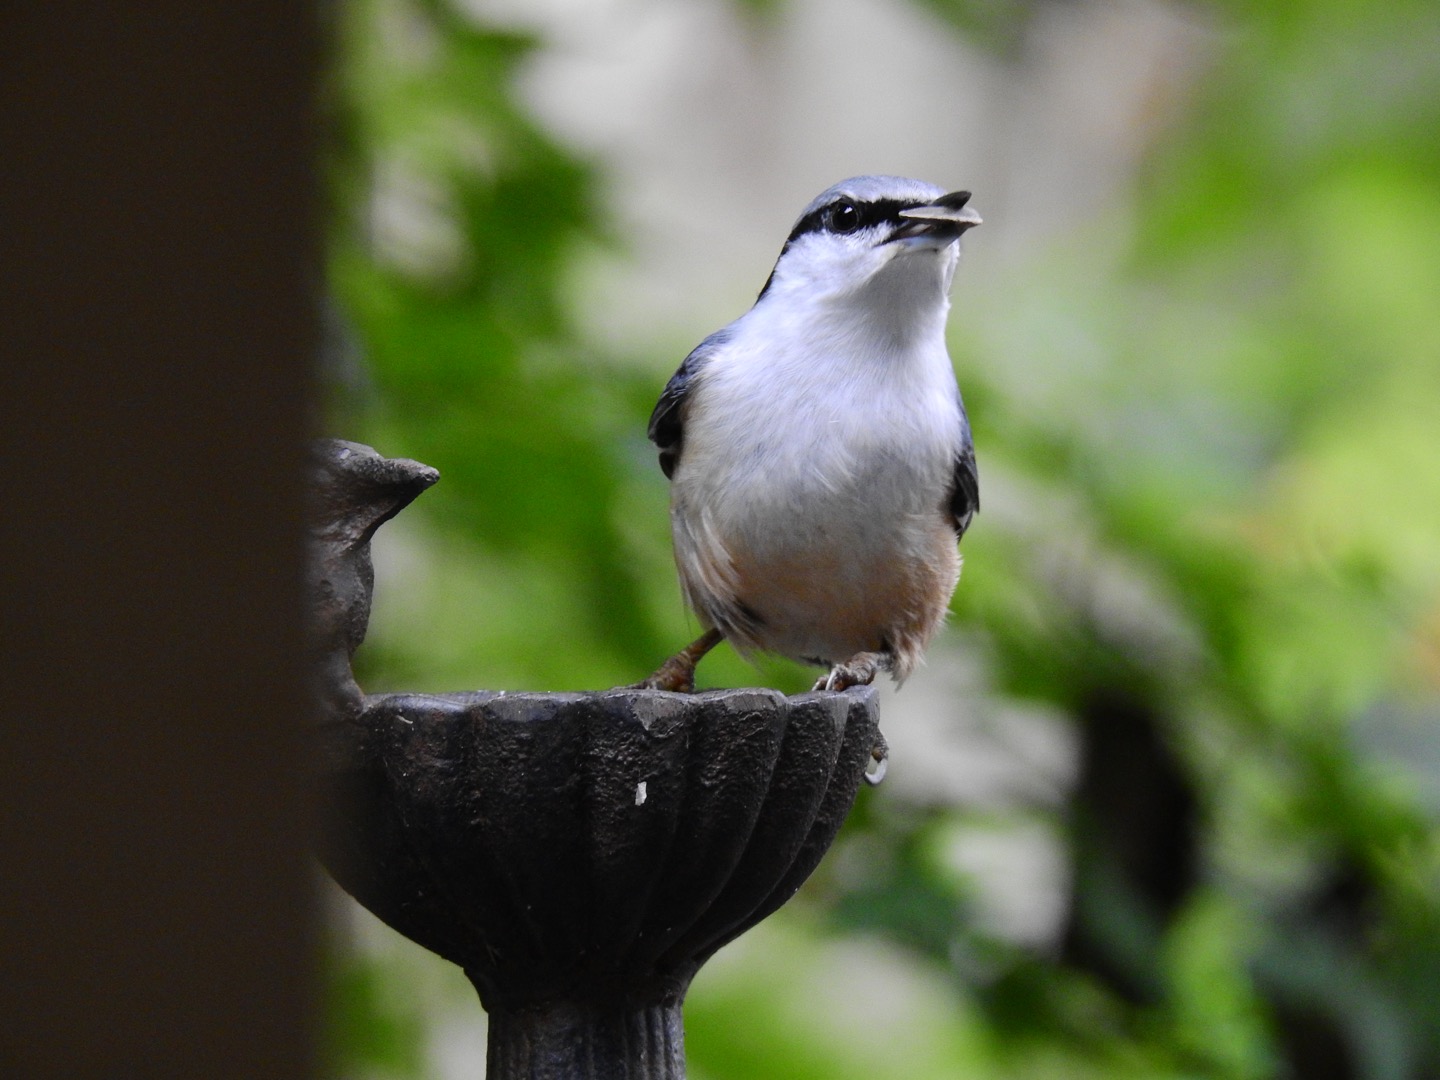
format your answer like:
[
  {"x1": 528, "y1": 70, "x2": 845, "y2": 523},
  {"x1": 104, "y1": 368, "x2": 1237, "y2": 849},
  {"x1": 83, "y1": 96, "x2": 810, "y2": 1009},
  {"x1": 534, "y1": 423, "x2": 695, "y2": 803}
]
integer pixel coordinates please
[
  {"x1": 647, "y1": 329, "x2": 730, "y2": 480},
  {"x1": 948, "y1": 408, "x2": 979, "y2": 538}
]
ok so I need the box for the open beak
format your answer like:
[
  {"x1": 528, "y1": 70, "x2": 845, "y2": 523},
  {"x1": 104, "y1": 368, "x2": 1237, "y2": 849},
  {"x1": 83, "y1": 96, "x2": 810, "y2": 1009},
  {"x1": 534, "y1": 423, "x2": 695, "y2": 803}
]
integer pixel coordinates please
[{"x1": 894, "y1": 190, "x2": 982, "y2": 239}]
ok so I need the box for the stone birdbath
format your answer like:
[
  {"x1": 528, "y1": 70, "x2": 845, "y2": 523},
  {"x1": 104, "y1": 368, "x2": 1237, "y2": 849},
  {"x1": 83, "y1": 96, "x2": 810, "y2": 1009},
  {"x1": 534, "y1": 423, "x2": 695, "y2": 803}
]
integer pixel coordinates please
[{"x1": 308, "y1": 439, "x2": 884, "y2": 1079}]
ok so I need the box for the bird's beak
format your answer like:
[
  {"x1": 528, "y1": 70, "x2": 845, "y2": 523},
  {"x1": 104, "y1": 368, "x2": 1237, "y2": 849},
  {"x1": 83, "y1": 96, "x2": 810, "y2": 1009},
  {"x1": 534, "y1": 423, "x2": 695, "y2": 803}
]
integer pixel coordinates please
[
  {"x1": 898, "y1": 190, "x2": 979, "y2": 233},
  {"x1": 896, "y1": 190, "x2": 982, "y2": 236}
]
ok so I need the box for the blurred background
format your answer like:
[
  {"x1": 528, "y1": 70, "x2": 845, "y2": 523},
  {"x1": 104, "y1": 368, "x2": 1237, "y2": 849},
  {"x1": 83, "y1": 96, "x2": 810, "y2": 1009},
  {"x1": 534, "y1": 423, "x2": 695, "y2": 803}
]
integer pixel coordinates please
[{"x1": 320, "y1": 0, "x2": 1440, "y2": 1076}]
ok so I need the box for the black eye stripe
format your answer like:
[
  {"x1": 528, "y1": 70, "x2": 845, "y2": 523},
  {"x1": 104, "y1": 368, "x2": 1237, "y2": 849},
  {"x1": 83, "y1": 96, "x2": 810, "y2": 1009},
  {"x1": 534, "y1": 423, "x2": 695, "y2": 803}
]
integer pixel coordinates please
[
  {"x1": 783, "y1": 198, "x2": 923, "y2": 246},
  {"x1": 756, "y1": 194, "x2": 939, "y2": 301}
]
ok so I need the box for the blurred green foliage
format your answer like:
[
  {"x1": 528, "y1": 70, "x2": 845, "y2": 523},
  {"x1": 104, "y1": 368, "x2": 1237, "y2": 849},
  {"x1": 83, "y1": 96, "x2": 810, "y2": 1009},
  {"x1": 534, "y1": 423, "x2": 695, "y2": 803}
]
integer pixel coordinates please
[{"x1": 323, "y1": 0, "x2": 1440, "y2": 1077}]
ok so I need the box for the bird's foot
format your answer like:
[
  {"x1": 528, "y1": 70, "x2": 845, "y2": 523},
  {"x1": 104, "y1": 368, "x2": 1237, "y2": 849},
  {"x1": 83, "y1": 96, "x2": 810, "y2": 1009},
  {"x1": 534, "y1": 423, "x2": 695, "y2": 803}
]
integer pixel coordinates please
[
  {"x1": 629, "y1": 653, "x2": 698, "y2": 693},
  {"x1": 813, "y1": 652, "x2": 882, "y2": 693},
  {"x1": 625, "y1": 628, "x2": 724, "y2": 694},
  {"x1": 864, "y1": 731, "x2": 890, "y2": 787}
]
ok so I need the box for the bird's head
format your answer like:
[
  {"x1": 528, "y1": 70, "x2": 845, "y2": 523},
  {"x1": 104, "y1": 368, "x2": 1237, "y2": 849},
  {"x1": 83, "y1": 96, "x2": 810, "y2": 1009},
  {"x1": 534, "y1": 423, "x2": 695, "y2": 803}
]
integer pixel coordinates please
[{"x1": 756, "y1": 176, "x2": 981, "y2": 315}]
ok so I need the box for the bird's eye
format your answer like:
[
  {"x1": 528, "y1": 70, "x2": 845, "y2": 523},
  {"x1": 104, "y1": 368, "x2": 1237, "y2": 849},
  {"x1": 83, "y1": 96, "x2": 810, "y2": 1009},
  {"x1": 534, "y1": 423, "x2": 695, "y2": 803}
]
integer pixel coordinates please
[{"x1": 824, "y1": 201, "x2": 860, "y2": 234}]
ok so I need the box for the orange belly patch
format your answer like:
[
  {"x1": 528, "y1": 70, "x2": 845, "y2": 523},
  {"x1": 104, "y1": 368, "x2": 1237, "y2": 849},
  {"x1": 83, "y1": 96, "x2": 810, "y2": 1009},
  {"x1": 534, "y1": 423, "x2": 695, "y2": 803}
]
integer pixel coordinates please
[{"x1": 721, "y1": 525, "x2": 960, "y2": 679}]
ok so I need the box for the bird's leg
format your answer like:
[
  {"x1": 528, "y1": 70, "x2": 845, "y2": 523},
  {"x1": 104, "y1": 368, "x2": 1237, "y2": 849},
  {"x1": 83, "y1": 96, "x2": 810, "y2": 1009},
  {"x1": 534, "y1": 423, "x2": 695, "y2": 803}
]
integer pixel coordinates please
[
  {"x1": 632, "y1": 628, "x2": 724, "y2": 693},
  {"x1": 813, "y1": 652, "x2": 883, "y2": 693}
]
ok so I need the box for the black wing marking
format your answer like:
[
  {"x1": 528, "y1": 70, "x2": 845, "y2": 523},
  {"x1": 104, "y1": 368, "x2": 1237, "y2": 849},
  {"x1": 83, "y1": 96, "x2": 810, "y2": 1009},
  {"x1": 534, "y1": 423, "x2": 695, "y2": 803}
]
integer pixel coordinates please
[
  {"x1": 647, "y1": 329, "x2": 730, "y2": 480},
  {"x1": 947, "y1": 409, "x2": 979, "y2": 538}
]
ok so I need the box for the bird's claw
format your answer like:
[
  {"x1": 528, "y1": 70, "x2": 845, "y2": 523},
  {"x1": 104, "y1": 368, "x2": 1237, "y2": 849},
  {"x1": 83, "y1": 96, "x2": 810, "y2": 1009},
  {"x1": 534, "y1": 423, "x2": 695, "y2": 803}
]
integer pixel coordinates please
[
  {"x1": 864, "y1": 732, "x2": 889, "y2": 786},
  {"x1": 627, "y1": 656, "x2": 697, "y2": 693},
  {"x1": 812, "y1": 652, "x2": 881, "y2": 693},
  {"x1": 626, "y1": 629, "x2": 724, "y2": 693}
]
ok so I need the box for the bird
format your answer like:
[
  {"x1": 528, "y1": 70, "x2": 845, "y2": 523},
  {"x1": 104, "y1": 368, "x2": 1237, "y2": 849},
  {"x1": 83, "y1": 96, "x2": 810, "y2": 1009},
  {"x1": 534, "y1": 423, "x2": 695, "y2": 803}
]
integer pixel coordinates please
[{"x1": 638, "y1": 175, "x2": 980, "y2": 694}]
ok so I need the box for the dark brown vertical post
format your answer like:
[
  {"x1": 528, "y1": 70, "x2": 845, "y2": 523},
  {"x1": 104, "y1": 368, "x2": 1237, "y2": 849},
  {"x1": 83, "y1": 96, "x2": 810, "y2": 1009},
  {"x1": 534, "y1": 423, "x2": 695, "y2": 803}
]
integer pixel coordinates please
[{"x1": 0, "y1": 4, "x2": 319, "y2": 1078}]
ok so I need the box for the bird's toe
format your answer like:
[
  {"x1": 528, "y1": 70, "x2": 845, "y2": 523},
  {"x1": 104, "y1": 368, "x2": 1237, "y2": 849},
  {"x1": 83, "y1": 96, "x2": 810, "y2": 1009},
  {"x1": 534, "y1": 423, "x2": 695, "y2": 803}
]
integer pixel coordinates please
[
  {"x1": 626, "y1": 658, "x2": 696, "y2": 693},
  {"x1": 815, "y1": 652, "x2": 882, "y2": 692}
]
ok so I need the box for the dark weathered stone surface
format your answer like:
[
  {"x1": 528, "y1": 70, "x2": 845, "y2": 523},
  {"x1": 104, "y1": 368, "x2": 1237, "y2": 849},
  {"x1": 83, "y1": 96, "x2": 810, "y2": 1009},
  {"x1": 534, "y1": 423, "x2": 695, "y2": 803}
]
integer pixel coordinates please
[
  {"x1": 308, "y1": 440, "x2": 883, "y2": 1080},
  {"x1": 307, "y1": 439, "x2": 438, "y2": 724},
  {"x1": 486, "y1": 1000, "x2": 685, "y2": 1080},
  {"x1": 319, "y1": 687, "x2": 878, "y2": 1008}
]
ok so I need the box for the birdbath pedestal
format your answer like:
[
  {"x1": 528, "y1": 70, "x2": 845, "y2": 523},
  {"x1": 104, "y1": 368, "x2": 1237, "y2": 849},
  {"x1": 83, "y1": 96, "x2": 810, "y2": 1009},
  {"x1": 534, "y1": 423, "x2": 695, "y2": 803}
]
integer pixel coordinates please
[{"x1": 308, "y1": 440, "x2": 884, "y2": 1079}]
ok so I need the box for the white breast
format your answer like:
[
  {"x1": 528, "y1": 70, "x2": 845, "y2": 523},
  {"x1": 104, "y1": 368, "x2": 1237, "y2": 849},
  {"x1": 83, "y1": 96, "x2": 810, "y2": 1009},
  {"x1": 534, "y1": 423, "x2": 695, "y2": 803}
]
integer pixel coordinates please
[{"x1": 669, "y1": 295, "x2": 963, "y2": 671}]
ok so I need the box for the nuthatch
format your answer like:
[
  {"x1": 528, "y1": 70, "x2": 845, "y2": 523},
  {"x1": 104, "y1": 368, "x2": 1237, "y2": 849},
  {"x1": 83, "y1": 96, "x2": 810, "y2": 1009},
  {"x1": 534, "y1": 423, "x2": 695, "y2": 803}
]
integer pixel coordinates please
[{"x1": 639, "y1": 175, "x2": 980, "y2": 693}]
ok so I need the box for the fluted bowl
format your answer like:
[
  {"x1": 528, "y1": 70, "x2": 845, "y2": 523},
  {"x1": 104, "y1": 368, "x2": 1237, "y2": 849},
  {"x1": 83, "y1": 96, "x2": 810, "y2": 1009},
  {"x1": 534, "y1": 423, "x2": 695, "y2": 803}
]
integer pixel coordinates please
[{"x1": 319, "y1": 684, "x2": 880, "y2": 1013}]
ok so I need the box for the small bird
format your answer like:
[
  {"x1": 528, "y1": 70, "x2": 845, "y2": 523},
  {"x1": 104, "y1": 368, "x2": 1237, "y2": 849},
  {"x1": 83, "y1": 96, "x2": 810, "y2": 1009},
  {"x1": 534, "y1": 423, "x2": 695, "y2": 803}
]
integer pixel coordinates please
[{"x1": 639, "y1": 175, "x2": 980, "y2": 694}]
